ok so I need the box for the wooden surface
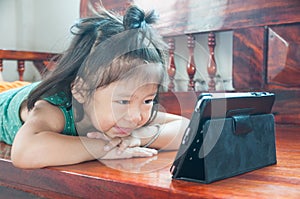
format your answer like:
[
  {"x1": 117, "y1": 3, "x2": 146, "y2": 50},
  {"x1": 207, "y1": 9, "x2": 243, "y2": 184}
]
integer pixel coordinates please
[
  {"x1": 1, "y1": 124, "x2": 300, "y2": 198},
  {"x1": 80, "y1": 0, "x2": 300, "y2": 36},
  {"x1": 0, "y1": 186, "x2": 44, "y2": 199}
]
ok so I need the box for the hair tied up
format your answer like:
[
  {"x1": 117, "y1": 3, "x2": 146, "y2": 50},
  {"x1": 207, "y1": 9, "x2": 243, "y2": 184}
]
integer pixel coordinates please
[
  {"x1": 130, "y1": 19, "x2": 146, "y2": 29},
  {"x1": 123, "y1": 5, "x2": 157, "y2": 30}
]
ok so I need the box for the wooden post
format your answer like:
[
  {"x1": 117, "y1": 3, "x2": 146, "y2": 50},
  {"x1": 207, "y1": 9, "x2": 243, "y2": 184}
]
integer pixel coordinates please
[
  {"x1": 0, "y1": 59, "x2": 3, "y2": 72},
  {"x1": 187, "y1": 34, "x2": 196, "y2": 91},
  {"x1": 208, "y1": 32, "x2": 217, "y2": 91},
  {"x1": 167, "y1": 38, "x2": 176, "y2": 91},
  {"x1": 17, "y1": 60, "x2": 25, "y2": 81}
]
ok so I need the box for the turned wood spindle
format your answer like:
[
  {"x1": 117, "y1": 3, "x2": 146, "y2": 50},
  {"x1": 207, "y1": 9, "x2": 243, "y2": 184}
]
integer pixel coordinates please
[
  {"x1": 167, "y1": 38, "x2": 176, "y2": 91},
  {"x1": 187, "y1": 34, "x2": 196, "y2": 91},
  {"x1": 207, "y1": 32, "x2": 217, "y2": 91},
  {"x1": 0, "y1": 59, "x2": 3, "y2": 73},
  {"x1": 17, "y1": 60, "x2": 25, "y2": 81}
]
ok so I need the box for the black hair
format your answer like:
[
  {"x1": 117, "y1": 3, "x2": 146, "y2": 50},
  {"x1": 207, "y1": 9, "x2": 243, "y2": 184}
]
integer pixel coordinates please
[{"x1": 27, "y1": 5, "x2": 168, "y2": 123}]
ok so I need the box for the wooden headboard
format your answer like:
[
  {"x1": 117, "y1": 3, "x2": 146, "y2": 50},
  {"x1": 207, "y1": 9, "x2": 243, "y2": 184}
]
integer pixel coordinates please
[{"x1": 79, "y1": 0, "x2": 300, "y2": 125}]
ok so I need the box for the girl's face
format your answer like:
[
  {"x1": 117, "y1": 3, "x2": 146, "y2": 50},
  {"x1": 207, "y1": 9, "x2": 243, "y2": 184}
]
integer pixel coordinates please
[{"x1": 81, "y1": 79, "x2": 158, "y2": 138}]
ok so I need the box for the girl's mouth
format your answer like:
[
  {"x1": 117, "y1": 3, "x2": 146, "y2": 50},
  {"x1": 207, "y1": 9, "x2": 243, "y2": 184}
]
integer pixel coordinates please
[{"x1": 113, "y1": 126, "x2": 132, "y2": 136}]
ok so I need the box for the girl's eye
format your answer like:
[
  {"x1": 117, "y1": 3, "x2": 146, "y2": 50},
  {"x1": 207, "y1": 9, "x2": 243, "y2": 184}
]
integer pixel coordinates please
[
  {"x1": 144, "y1": 99, "x2": 154, "y2": 104},
  {"x1": 117, "y1": 100, "x2": 130, "y2": 104}
]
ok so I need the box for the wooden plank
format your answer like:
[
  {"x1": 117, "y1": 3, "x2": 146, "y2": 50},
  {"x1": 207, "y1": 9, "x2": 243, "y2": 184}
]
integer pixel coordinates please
[
  {"x1": 0, "y1": 49, "x2": 57, "y2": 61},
  {"x1": 1, "y1": 125, "x2": 300, "y2": 198}
]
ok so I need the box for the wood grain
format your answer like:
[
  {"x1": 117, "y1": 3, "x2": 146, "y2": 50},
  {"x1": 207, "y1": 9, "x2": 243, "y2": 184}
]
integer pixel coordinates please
[
  {"x1": 0, "y1": 49, "x2": 57, "y2": 61},
  {"x1": 1, "y1": 125, "x2": 300, "y2": 198},
  {"x1": 267, "y1": 24, "x2": 300, "y2": 88},
  {"x1": 232, "y1": 27, "x2": 265, "y2": 90},
  {"x1": 80, "y1": 0, "x2": 300, "y2": 36}
]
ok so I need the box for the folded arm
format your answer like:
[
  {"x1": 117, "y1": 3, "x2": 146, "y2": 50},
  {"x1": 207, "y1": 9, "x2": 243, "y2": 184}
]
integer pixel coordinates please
[
  {"x1": 135, "y1": 112, "x2": 190, "y2": 150},
  {"x1": 11, "y1": 100, "x2": 156, "y2": 169},
  {"x1": 96, "y1": 112, "x2": 190, "y2": 152}
]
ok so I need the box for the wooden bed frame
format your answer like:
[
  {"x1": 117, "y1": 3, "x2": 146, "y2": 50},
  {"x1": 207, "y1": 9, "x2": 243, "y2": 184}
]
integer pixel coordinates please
[{"x1": 0, "y1": 49, "x2": 58, "y2": 81}]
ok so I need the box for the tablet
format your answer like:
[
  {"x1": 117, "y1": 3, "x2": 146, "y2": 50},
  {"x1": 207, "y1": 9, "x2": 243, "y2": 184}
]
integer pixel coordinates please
[
  {"x1": 170, "y1": 92, "x2": 275, "y2": 180},
  {"x1": 194, "y1": 92, "x2": 275, "y2": 121}
]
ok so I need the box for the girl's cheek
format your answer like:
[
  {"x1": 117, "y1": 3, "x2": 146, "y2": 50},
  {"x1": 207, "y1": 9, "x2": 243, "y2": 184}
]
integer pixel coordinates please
[
  {"x1": 111, "y1": 105, "x2": 128, "y2": 121},
  {"x1": 143, "y1": 107, "x2": 153, "y2": 121}
]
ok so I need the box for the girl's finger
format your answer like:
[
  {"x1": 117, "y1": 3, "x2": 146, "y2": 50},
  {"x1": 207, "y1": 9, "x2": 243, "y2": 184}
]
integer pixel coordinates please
[
  {"x1": 104, "y1": 138, "x2": 121, "y2": 151},
  {"x1": 87, "y1": 132, "x2": 110, "y2": 140},
  {"x1": 127, "y1": 147, "x2": 158, "y2": 157},
  {"x1": 117, "y1": 139, "x2": 130, "y2": 154}
]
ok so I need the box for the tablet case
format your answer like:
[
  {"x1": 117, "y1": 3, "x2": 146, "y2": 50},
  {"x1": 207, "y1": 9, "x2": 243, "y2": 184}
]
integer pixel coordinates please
[{"x1": 170, "y1": 92, "x2": 276, "y2": 183}]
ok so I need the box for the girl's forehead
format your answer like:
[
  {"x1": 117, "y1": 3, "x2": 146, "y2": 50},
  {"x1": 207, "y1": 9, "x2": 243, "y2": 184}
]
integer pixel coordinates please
[
  {"x1": 93, "y1": 78, "x2": 158, "y2": 100},
  {"x1": 123, "y1": 63, "x2": 163, "y2": 83},
  {"x1": 110, "y1": 79, "x2": 158, "y2": 96},
  {"x1": 86, "y1": 62, "x2": 164, "y2": 97}
]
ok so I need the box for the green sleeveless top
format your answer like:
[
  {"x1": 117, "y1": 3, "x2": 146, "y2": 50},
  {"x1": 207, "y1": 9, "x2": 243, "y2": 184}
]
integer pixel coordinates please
[{"x1": 0, "y1": 82, "x2": 77, "y2": 145}]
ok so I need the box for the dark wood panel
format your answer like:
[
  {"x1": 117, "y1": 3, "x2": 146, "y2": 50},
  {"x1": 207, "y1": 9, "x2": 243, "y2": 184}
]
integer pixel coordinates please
[
  {"x1": 232, "y1": 27, "x2": 265, "y2": 90},
  {"x1": 159, "y1": 90, "x2": 300, "y2": 126},
  {"x1": 272, "y1": 90, "x2": 300, "y2": 125},
  {"x1": 158, "y1": 91, "x2": 200, "y2": 118},
  {"x1": 267, "y1": 23, "x2": 300, "y2": 88},
  {"x1": 80, "y1": 0, "x2": 300, "y2": 36},
  {"x1": 1, "y1": 125, "x2": 300, "y2": 198}
]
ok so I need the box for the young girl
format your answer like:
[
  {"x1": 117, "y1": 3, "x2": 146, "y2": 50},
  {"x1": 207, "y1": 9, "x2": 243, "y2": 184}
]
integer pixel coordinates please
[{"x1": 0, "y1": 6, "x2": 189, "y2": 169}]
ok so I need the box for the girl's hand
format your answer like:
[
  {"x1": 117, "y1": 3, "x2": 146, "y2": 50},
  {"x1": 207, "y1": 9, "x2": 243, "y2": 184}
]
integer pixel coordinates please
[
  {"x1": 118, "y1": 136, "x2": 141, "y2": 152},
  {"x1": 100, "y1": 147, "x2": 157, "y2": 160},
  {"x1": 86, "y1": 132, "x2": 121, "y2": 151},
  {"x1": 86, "y1": 132, "x2": 142, "y2": 152}
]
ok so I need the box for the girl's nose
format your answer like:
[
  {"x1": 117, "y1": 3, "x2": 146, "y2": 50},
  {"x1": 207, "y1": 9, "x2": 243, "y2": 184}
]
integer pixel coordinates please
[{"x1": 127, "y1": 106, "x2": 143, "y2": 125}]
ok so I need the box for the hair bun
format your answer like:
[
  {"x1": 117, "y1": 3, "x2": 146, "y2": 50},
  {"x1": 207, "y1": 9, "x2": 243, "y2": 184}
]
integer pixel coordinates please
[{"x1": 123, "y1": 5, "x2": 158, "y2": 30}]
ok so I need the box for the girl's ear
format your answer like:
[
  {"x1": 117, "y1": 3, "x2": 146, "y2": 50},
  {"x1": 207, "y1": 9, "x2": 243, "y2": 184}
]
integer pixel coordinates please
[{"x1": 71, "y1": 77, "x2": 87, "y2": 104}]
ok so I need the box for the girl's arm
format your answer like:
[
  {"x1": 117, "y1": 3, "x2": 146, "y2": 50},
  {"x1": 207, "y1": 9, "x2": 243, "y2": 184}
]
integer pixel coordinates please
[
  {"x1": 89, "y1": 112, "x2": 190, "y2": 152},
  {"x1": 133, "y1": 112, "x2": 190, "y2": 150},
  {"x1": 11, "y1": 100, "x2": 155, "y2": 169}
]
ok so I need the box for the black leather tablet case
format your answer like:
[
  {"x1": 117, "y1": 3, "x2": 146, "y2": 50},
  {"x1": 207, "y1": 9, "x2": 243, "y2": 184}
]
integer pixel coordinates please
[{"x1": 170, "y1": 92, "x2": 276, "y2": 183}]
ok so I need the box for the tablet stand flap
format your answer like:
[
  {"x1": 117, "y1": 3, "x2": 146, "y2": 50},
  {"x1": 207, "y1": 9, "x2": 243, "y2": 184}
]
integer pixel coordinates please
[{"x1": 232, "y1": 115, "x2": 252, "y2": 135}]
